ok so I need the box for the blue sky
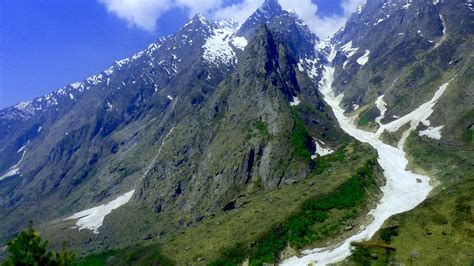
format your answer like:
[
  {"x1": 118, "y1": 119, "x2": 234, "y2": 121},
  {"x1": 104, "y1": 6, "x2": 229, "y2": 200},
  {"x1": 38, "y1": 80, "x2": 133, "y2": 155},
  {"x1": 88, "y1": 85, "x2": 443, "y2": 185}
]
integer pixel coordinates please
[{"x1": 0, "y1": 0, "x2": 360, "y2": 109}]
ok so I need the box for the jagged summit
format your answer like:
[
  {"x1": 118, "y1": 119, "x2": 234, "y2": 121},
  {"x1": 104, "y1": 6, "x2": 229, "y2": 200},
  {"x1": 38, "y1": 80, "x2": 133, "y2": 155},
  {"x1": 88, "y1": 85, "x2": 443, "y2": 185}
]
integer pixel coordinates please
[
  {"x1": 260, "y1": 0, "x2": 283, "y2": 14},
  {"x1": 237, "y1": 0, "x2": 286, "y2": 38}
]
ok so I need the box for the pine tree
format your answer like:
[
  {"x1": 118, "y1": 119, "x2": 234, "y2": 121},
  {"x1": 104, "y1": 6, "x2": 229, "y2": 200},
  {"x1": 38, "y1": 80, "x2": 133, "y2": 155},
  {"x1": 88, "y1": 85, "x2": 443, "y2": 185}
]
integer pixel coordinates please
[{"x1": 2, "y1": 225, "x2": 76, "y2": 266}]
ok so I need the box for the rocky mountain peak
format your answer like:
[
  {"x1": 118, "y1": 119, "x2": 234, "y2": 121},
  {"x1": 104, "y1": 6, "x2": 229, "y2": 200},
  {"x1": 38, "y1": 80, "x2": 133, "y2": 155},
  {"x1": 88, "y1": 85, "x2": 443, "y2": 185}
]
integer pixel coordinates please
[
  {"x1": 237, "y1": 0, "x2": 285, "y2": 38},
  {"x1": 260, "y1": 0, "x2": 283, "y2": 15}
]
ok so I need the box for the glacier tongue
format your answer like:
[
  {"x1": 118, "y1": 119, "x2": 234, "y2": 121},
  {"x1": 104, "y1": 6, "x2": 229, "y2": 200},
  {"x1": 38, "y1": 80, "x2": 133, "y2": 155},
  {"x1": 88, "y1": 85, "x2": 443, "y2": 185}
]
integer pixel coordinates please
[{"x1": 281, "y1": 43, "x2": 435, "y2": 266}]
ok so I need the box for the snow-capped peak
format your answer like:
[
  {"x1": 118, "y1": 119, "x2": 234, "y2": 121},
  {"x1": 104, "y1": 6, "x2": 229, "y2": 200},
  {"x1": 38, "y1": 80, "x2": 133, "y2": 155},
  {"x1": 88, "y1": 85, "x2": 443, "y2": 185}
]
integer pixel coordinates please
[{"x1": 202, "y1": 19, "x2": 248, "y2": 66}]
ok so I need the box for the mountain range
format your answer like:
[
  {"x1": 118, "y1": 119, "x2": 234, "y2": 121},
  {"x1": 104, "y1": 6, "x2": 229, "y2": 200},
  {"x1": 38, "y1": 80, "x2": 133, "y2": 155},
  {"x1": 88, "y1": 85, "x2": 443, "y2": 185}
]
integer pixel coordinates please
[{"x1": 0, "y1": 0, "x2": 472, "y2": 265}]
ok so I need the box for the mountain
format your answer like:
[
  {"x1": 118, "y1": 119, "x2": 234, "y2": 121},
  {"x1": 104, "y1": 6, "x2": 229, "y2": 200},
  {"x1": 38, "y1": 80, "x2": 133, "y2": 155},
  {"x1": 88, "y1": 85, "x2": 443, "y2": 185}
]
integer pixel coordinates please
[
  {"x1": 0, "y1": 0, "x2": 348, "y2": 254},
  {"x1": 0, "y1": 0, "x2": 472, "y2": 265}
]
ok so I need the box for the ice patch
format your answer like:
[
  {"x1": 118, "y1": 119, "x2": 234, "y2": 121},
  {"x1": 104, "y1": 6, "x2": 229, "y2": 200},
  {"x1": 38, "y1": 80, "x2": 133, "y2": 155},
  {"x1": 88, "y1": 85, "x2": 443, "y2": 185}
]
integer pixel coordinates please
[
  {"x1": 418, "y1": 126, "x2": 444, "y2": 140},
  {"x1": 64, "y1": 190, "x2": 135, "y2": 234},
  {"x1": 356, "y1": 50, "x2": 370, "y2": 66}
]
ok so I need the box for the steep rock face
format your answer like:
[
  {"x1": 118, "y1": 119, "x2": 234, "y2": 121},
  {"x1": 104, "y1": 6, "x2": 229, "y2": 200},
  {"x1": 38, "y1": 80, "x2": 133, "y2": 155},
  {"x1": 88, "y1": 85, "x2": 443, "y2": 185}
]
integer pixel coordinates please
[
  {"x1": 331, "y1": 0, "x2": 473, "y2": 144},
  {"x1": 0, "y1": 0, "x2": 343, "y2": 247},
  {"x1": 0, "y1": 14, "x2": 244, "y2": 241},
  {"x1": 137, "y1": 26, "x2": 340, "y2": 225}
]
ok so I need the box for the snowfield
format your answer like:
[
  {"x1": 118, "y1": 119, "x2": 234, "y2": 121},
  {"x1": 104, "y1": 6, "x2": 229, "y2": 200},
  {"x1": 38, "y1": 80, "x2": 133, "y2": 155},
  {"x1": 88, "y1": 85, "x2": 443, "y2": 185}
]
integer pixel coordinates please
[
  {"x1": 282, "y1": 44, "x2": 440, "y2": 265},
  {"x1": 64, "y1": 190, "x2": 135, "y2": 234},
  {"x1": 203, "y1": 20, "x2": 247, "y2": 66}
]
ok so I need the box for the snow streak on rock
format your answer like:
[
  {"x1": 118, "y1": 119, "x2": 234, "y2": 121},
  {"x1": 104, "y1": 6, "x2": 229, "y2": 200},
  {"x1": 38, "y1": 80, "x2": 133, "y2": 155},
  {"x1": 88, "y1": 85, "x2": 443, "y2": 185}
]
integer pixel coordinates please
[
  {"x1": 64, "y1": 190, "x2": 135, "y2": 234},
  {"x1": 0, "y1": 142, "x2": 29, "y2": 181},
  {"x1": 356, "y1": 50, "x2": 370, "y2": 66},
  {"x1": 434, "y1": 14, "x2": 447, "y2": 49}
]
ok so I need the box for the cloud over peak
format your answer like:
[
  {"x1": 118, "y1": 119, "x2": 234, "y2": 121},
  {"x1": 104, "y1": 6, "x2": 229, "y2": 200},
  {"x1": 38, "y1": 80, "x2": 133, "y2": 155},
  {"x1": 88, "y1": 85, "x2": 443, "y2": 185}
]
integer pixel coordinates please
[{"x1": 98, "y1": 0, "x2": 365, "y2": 38}]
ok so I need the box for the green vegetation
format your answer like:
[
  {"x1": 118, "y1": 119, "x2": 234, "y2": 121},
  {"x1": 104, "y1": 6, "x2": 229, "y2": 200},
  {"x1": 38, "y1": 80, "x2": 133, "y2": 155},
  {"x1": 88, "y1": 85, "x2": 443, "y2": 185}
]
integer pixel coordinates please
[
  {"x1": 349, "y1": 242, "x2": 395, "y2": 266},
  {"x1": 79, "y1": 245, "x2": 174, "y2": 266},
  {"x1": 463, "y1": 127, "x2": 473, "y2": 143},
  {"x1": 290, "y1": 108, "x2": 312, "y2": 160},
  {"x1": 313, "y1": 146, "x2": 346, "y2": 174},
  {"x1": 209, "y1": 159, "x2": 378, "y2": 265},
  {"x1": 2, "y1": 226, "x2": 76, "y2": 266},
  {"x1": 356, "y1": 108, "x2": 379, "y2": 129},
  {"x1": 255, "y1": 121, "x2": 271, "y2": 139},
  {"x1": 345, "y1": 135, "x2": 474, "y2": 265}
]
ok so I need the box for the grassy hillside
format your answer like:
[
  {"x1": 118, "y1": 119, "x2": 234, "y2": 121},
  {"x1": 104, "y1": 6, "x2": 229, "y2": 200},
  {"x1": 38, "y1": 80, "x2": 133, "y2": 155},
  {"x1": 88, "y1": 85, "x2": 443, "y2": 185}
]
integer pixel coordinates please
[
  {"x1": 344, "y1": 135, "x2": 474, "y2": 265},
  {"x1": 77, "y1": 141, "x2": 382, "y2": 265}
]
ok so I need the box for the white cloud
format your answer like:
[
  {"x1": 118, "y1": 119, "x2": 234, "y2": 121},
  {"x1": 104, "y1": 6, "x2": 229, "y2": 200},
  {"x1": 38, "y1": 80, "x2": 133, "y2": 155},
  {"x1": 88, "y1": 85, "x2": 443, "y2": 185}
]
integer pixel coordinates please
[
  {"x1": 98, "y1": 0, "x2": 366, "y2": 38},
  {"x1": 98, "y1": 0, "x2": 174, "y2": 31},
  {"x1": 176, "y1": 0, "x2": 223, "y2": 16},
  {"x1": 279, "y1": 0, "x2": 365, "y2": 38},
  {"x1": 213, "y1": 0, "x2": 262, "y2": 25}
]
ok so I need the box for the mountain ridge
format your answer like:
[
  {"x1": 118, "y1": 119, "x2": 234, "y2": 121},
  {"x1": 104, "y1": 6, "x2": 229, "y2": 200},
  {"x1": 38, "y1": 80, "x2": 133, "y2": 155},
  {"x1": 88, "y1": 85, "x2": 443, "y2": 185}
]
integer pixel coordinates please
[{"x1": 0, "y1": 0, "x2": 473, "y2": 264}]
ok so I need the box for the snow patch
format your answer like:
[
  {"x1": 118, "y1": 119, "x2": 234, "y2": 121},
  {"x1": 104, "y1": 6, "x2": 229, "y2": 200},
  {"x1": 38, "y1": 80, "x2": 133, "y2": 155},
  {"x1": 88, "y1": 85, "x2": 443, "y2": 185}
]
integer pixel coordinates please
[
  {"x1": 311, "y1": 139, "x2": 334, "y2": 159},
  {"x1": 64, "y1": 190, "x2": 135, "y2": 234},
  {"x1": 375, "y1": 95, "x2": 387, "y2": 125},
  {"x1": 418, "y1": 126, "x2": 444, "y2": 140},
  {"x1": 70, "y1": 82, "x2": 82, "y2": 90},
  {"x1": 0, "y1": 143, "x2": 28, "y2": 181},
  {"x1": 289, "y1": 96, "x2": 301, "y2": 106},
  {"x1": 167, "y1": 95, "x2": 174, "y2": 101},
  {"x1": 231, "y1": 37, "x2": 248, "y2": 50},
  {"x1": 298, "y1": 57, "x2": 320, "y2": 79},
  {"x1": 356, "y1": 50, "x2": 370, "y2": 66},
  {"x1": 203, "y1": 22, "x2": 240, "y2": 66}
]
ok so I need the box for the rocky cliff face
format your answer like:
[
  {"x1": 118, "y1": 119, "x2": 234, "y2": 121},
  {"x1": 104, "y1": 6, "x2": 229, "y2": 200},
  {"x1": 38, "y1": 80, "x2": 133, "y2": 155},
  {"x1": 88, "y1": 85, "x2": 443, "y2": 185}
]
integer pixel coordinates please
[
  {"x1": 0, "y1": 0, "x2": 342, "y2": 246},
  {"x1": 0, "y1": 0, "x2": 472, "y2": 264},
  {"x1": 331, "y1": 0, "x2": 473, "y2": 144}
]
